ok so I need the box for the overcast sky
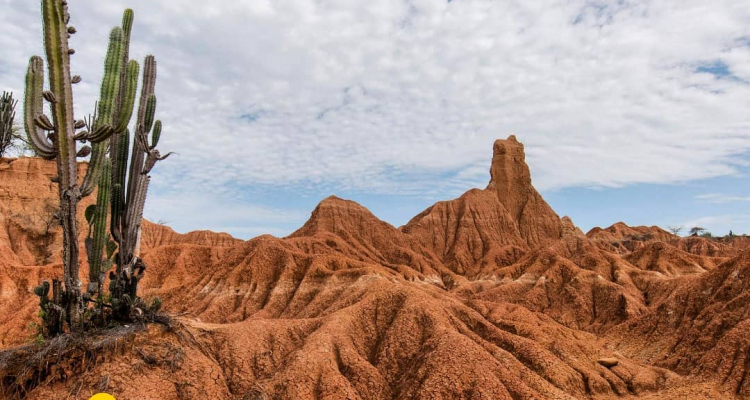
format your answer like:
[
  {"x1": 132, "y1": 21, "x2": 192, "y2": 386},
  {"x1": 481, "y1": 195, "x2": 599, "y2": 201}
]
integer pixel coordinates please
[{"x1": 2, "y1": 0, "x2": 749, "y2": 238}]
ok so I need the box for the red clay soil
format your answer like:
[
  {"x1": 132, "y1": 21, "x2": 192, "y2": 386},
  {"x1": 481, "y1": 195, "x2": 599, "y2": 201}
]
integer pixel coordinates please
[{"x1": 0, "y1": 138, "x2": 747, "y2": 400}]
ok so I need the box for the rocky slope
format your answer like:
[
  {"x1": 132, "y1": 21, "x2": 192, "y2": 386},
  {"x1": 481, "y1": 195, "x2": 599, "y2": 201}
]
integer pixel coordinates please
[{"x1": 0, "y1": 137, "x2": 747, "y2": 400}]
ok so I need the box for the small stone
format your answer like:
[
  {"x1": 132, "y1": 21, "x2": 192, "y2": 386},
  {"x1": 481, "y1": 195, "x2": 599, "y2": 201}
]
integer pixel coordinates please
[{"x1": 598, "y1": 357, "x2": 619, "y2": 368}]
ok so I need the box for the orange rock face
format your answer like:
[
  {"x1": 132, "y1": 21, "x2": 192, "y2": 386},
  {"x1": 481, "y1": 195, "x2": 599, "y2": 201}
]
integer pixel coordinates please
[
  {"x1": 0, "y1": 157, "x2": 93, "y2": 267},
  {"x1": 0, "y1": 137, "x2": 747, "y2": 400}
]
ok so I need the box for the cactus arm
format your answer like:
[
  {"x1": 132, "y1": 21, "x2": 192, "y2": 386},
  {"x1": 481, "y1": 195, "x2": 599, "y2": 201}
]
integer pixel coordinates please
[
  {"x1": 96, "y1": 28, "x2": 124, "y2": 126},
  {"x1": 143, "y1": 94, "x2": 156, "y2": 133},
  {"x1": 85, "y1": 124, "x2": 115, "y2": 143},
  {"x1": 23, "y1": 56, "x2": 56, "y2": 158},
  {"x1": 112, "y1": 9, "x2": 134, "y2": 133},
  {"x1": 125, "y1": 174, "x2": 150, "y2": 261},
  {"x1": 121, "y1": 55, "x2": 157, "y2": 263},
  {"x1": 126, "y1": 56, "x2": 156, "y2": 205},
  {"x1": 137, "y1": 55, "x2": 157, "y2": 123},
  {"x1": 150, "y1": 120, "x2": 161, "y2": 149},
  {"x1": 122, "y1": 127, "x2": 147, "y2": 262},
  {"x1": 80, "y1": 27, "x2": 124, "y2": 197},
  {"x1": 114, "y1": 60, "x2": 139, "y2": 133},
  {"x1": 108, "y1": 10, "x2": 136, "y2": 221},
  {"x1": 110, "y1": 128, "x2": 129, "y2": 243},
  {"x1": 121, "y1": 9, "x2": 134, "y2": 58}
]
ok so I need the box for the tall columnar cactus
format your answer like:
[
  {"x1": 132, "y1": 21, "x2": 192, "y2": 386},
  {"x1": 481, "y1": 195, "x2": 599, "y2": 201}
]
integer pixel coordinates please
[
  {"x1": 26, "y1": 1, "x2": 168, "y2": 334},
  {"x1": 109, "y1": 54, "x2": 171, "y2": 319},
  {"x1": 0, "y1": 92, "x2": 17, "y2": 157},
  {"x1": 82, "y1": 10, "x2": 136, "y2": 299},
  {"x1": 25, "y1": 0, "x2": 116, "y2": 329}
]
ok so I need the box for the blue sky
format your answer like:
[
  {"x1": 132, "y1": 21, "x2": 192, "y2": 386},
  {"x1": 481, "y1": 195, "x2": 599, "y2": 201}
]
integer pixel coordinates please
[
  {"x1": 2, "y1": 0, "x2": 749, "y2": 239},
  {"x1": 545, "y1": 165, "x2": 750, "y2": 237},
  {"x1": 145, "y1": 163, "x2": 750, "y2": 238}
]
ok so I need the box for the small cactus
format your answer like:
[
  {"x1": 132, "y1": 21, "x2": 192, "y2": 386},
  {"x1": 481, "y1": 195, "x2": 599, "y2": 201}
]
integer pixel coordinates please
[
  {"x1": 33, "y1": 281, "x2": 50, "y2": 298},
  {"x1": 149, "y1": 297, "x2": 162, "y2": 313},
  {"x1": 0, "y1": 92, "x2": 18, "y2": 157}
]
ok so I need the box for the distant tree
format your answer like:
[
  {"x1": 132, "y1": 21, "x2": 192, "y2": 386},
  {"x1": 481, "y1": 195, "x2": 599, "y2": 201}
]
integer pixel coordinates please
[
  {"x1": 700, "y1": 231, "x2": 713, "y2": 239},
  {"x1": 729, "y1": 230, "x2": 734, "y2": 237},
  {"x1": 5, "y1": 125, "x2": 35, "y2": 156},
  {"x1": 689, "y1": 226, "x2": 706, "y2": 236},
  {"x1": 667, "y1": 225, "x2": 683, "y2": 235}
]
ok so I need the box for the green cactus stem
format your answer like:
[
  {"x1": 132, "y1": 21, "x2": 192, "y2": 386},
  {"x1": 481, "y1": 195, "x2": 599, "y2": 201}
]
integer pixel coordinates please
[
  {"x1": 150, "y1": 120, "x2": 162, "y2": 149},
  {"x1": 86, "y1": 159, "x2": 111, "y2": 295},
  {"x1": 80, "y1": 26, "x2": 123, "y2": 197},
  {"x1": 40, "y1": 0, "x2": 83, "y2": 328},
  {"x1": 23, "y1": 57, "x2": 56, "y2": 158}
]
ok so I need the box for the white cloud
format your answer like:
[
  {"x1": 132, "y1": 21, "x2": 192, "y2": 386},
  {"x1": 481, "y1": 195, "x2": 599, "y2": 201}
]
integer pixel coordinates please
[
  {"x1": 696, "y1": 193, "x2": 750, "y2": 203},
  {"x1": 2, "y1": 0, "x2": 750, "y2": 234}
]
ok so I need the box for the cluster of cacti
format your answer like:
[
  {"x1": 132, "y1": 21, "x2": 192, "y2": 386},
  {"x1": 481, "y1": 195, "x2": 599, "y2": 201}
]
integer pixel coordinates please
[
  {"x1": 27, "y1": 0, "x2": 168, "y2": 335},
  {"x1": 0, "y1": 91, "x2": 17, "y2": 157},
  {"x1": 90, "y1": 9, "x2": 170, "y2": 321}
]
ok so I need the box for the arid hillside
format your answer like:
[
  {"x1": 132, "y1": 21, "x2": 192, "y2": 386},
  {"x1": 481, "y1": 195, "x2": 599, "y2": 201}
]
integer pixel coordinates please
[{"x1": 0, "y1": 138, "x2": 747, "y2": 400}]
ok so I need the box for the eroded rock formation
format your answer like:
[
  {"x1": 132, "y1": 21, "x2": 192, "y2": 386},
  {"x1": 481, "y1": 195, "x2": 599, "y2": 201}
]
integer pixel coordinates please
[{"x1": 0, "y1": 137, "x2": 747, "y2": 399}]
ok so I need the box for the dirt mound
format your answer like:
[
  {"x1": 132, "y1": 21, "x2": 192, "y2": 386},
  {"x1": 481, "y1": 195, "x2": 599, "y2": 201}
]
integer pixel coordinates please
[
  {"x1": 587, "y1": 223, "x2": 675, "y2": 243},
  {"x1": 722, "y1": 236, "x2": 750, "y2": 250},
  {"x1": 401, "y1": 189, "x2": 529, "y2": 276},
  {"x1": 587, "y1": 223, "x2": 676, "y2": 254},
  {"x1": 668, "y1": 236, "x2": 736, "y2": 258},
  {"x1": 456, "y1": 235, "x2": 649, "y2": 332},
  {"x1": 611, "y1": 251, "x2": 750, "y2": 396},
  {"x1": 1, "y1": 137, "x2": 747, "y2": 399},
  {"x1": 288, "y1": 195, "x2": 452, "y2": 281},
  {"x1": 140, "y1": 220, "x2": 240, "y2": 251},
  {"x1": 625, "y1": 241, "x2": 724, "y2": 276}
]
